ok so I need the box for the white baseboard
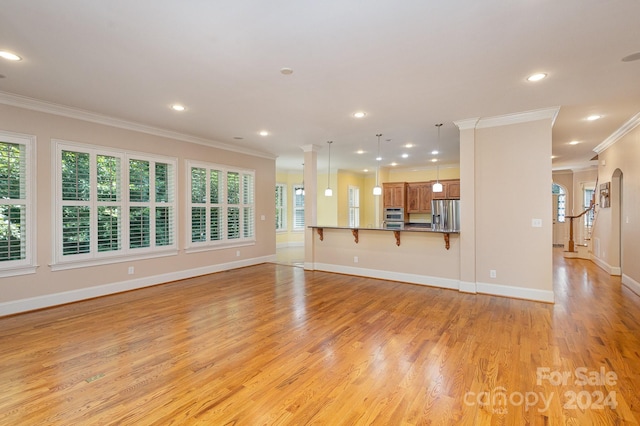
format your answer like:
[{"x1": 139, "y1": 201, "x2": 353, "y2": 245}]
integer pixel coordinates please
[
  {"x1": 459, "y1": 281, "x2": 477, "y2": 294},
  {"x1": 590, "y1": 254, "x2": 622, "y2": 275},
  {"x1": 312, "y1": 262, "x2": 460, "y2": 291},
  {"x1": 476, "y1": 281, "x2": 555, "y2": 303},
  {"x1": 0, "y1": 255, "x2": 276, "y2": 317},
  {"x1": 622, "y1": 274, "x2": 640, "y2": 297}
]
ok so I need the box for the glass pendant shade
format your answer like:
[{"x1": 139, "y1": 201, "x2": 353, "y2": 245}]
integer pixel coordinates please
[
  {"x1": 325, "y1": 141, "x2": 333, "y2": 197},
  {"x1": 372, "y1": 133, "x2": 382, "y2": 196},
  {"x1": 432, "y1": 124, "x2": 443, "y2": 193}
]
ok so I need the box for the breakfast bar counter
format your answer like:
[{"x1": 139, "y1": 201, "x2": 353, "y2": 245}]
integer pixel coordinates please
[
  {"x1": 306, "y1": 225, "x2": 461, "y2": 291},
  {"x1": 309, "y1": 225, "x2": 458, "y2": 249}
]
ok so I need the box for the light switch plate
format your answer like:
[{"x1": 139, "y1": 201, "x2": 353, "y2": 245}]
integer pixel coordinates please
[{"x1": 532, "y1": 218, "x2": 542, "y2": 228}]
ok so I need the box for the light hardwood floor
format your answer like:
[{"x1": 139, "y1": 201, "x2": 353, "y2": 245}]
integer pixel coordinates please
[{"x1": 1, "y1": 250, "x2": 639, "y2": 425}]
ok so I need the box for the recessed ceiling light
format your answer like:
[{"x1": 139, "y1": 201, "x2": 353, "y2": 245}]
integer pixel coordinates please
[
  {"x1": 405, "y1": 143, "x2": 414, "y2": 148},
  {"x1": 356, "y1": 149, "x2": 365, "y2": 154},
  {"x1": 569, "y1": 140, "x2": 580, "y2": 145},
  {"x1": 280, "y1": 67, "x2": 293, "y2": 75},
  {"x1": 353, "y1": 112, "x2": 366, "y2": 118},
  {"x1": 363, "y1": 169, "x2": 369, "y2": 172},
  {"x1": 376, "y1": 156, "x2": 382, "y2": 161},
  {"x1": 391, "y1": 162, "x2": 398, "y2": 166},
  {"x1": 431, "y1": 158, "x2": 438, "y2": 163},
  {"x1": 259, "y1": 130, "x2": 269, "y2": 136},
  {"x1": 171, "y1": 104, "x2": 185, "y2": 111},
  {"x1": 431, "y1": 150, "x2": 439, "y2": 155},
  {"x1": 401, "y1": 153, "x2": 409, "y2": 158},
  {"x1": 586, "y1": 115, "x2": 601, "y2": 121},
  {"x1": 0, "y1": 51, "x2": 21, "y2": 61},
  {"x1": 527, "y1": 73, "x2": 547, "y2": 82},
  {"x1": 551, "y1": 155, "x2": 557, "y2": 159}
]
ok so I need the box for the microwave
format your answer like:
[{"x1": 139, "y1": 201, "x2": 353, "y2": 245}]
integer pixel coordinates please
[
  {"x1": 384, "y1": 208, "x2": 405, "y2": 222},
  {"x1": 384, "y1": 221, "x2": 404, "y2": 230}
]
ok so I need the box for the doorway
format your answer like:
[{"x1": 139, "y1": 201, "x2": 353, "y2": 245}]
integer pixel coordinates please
[{"x1": 552, "y1": 183, "x2": 567, "y2": 247}]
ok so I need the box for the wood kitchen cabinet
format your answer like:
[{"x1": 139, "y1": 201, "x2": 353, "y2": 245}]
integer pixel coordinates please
[
  {"x1": 382, "y1": 182, "x2": 407, "y2": 208},
  {"x1": 431, "y1": 179, "x2": 461, "y2": 200},
  {"x1": 407, "y1": 182, "x2": 432, "y2": 213}
]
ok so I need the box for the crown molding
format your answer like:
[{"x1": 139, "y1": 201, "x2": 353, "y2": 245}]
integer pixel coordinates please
[
  {"x1": 0, "y1": 91, "x2": 277, "y2": 160},
  {"x1": 453, "y1": 118, "x2": 480, "y2": 130},
  {"x1": 300, "y1": 144, "x2": 322, "y2": 152},
  {"x1": 593, "y1": 111, "x2": 640, "y2": 154},
  {"x1": 455, "y1": 107, "x2": 560, "y2": 130}
]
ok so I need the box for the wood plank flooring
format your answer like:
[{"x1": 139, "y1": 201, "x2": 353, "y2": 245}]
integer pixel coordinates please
[{"x1": 1, "y1": 250, "x2": 639, "y2": 425}]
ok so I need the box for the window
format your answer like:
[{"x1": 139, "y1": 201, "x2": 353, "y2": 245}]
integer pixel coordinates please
[
  {"x1": 584, "y1": 188, "x2": 595, "y2": 227},
  {"x1": 275, "y1": 184, "x2": 286, "y2": 231},
  {"x1": 292, "y1": 184, "x2": 304, "y2": 231},
  {"x1": 348, "y1": 185, "x2": 360, "y2": 227},
  {"x1": 187, "y1": 161, "x2": 255, "y2": 250},
  {"x1": 53, "y1": 140, "x2": 177, "y2": 269},
  {"x1": 552, "y1": 183, "x2": 565, "y2": 223},
  {"x1": 0, "y1": 131, "x2": 35, "y2": 277}
]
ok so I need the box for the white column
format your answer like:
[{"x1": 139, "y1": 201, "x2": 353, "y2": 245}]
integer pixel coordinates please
[{"x1": 301, "y1": 144, "x2": 320, "y2": 270}]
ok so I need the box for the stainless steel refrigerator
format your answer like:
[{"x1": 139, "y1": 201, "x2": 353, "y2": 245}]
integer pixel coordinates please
[{"x1": 431, "y1": 199, "x2": 460, "y2": 232}]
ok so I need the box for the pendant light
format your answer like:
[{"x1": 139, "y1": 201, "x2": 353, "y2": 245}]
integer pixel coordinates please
[
  {"x1": 432, "y1": 123, "x2": 444, "y2": 193},
  {"x1": 372, "y1": 133, "x2": 383, "y2": 196},
  {"x1": 324, "y1": 141, "x2": 333, "y2": 196}
]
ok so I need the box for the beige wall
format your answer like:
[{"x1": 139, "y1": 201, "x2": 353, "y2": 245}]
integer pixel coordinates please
[
  {"x1": 0, "y1": 104, "x2": 276, "y2": 313},
  {"x1": 469, "y1": 112, "x2": 555, "y2": 301},
  {"x1": 593, "y1": 120, "x2": 640, "y2": 292}
]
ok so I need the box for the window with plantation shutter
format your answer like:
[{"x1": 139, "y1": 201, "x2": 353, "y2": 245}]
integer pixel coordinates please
[
  {"x1": 348, "y1": 185, "x2": 360, "y2": 228},
  {"x1": 186, "y1": 160, "x2": 255, "y2": 251},
  {"x1": 292, "y1": 185, "x2": 304, "y2": 231},
  {"x1": 275, "y1": 184, "x2": 286, "y2": 231},
  {"x1": 53, "y1": 140, "x2": 177, "y2": 270},
  {"x1": 0, "y1": 131, "x2": 35, "y2": 277}
]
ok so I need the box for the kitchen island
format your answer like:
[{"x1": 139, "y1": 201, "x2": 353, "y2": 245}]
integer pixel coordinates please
[{"x1": 306, "y1": 225, "x2": 461, "y2": 291}]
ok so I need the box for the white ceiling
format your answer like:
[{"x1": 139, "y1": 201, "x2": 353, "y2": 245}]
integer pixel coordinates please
[{"x1": 1, "y1": 0, "x2": 639, "y2": 173}]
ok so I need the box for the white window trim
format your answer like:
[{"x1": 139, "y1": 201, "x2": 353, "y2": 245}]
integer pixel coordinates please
[
  {"x1": 51, "y1": 139, "x2": 178, "y2": 271},
  {"x1": 0, "y1": 130, "x2": 36, "y2": 277},
  {"x1": 348, "y1": 185, "x2": 360, "y2": 228},
  {"x1": 275, "y1": 183, "x2": 287, "y2": 232},
  {"x1": 185, "y1": 160, "x2": 256, "y2": 253},
  {"x1": 292, "y1": 184, "x2": 305, "y2": 232}
]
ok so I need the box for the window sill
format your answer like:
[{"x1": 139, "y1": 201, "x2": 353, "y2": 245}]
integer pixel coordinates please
[
  {"x1": 0, "y1": 265, "x2": 38, "y2": 278},
  {"x1": 185, "y1": 240, "x2": 256, "y2": 254},
  {"x1": 49, "y1": 249, "x2": 178, "y2": 271}
]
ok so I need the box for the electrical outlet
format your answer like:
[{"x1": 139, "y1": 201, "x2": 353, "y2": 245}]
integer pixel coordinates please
[
  {"x1": 261, "y1": 215, "x2": 266, "y2": 221},
  {"x1": 354, "y1": 256, "x2": 359, "y2": 263},
  {"x1": 532, "y1": 218, "x2": 542, "y2": 228},
  {"x1": 490, "y1": 270, "x2": 496, "y2": 278},
  {"x1": 128, "y1": 266, "x2": 134, "y2": 275}
]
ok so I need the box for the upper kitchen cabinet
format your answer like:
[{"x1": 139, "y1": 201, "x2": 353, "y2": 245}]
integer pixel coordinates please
[
  {"x1": 407, "y1": 182, "x2": 432, "y2": 213},
  {"x1": 383, "y1": 182, "x2": 407, "y2": 208},
  {"x1": 431, "y1": 179, "x2": 460, "y2": 200}
]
